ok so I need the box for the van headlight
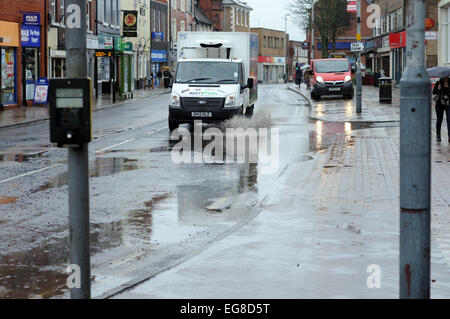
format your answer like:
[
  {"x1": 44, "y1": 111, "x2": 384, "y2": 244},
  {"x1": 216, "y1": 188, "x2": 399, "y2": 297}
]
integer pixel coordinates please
[
  {"x1": 171, "y1": 93, "x2": 181, "y2": 106},
  {"x1": 225, "y1": 94, "x2": 235, "y2": 107},
  {"x1": 316, "y1": 76, "x2": 324, "y2": 84},
  {"x1": 344, "y1": 75, "x2": 352, "y2": 83}
]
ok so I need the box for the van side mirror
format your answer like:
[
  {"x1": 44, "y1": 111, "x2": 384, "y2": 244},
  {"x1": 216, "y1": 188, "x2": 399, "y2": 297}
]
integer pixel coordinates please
[
  {"x1": 351, "y1": 68, "x2": 356, "y2": 74},
  {"x1": 247, "y1": 78, "x2": 254, "y2": 90}
]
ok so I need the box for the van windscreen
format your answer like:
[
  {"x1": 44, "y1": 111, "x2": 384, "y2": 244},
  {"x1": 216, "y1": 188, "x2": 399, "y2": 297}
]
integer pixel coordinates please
[
  {"x1": 314, "y1": 60, "x2": 350, "y2": 73},
  {"x1": 176, "y1": 62, "x2": 239, "y2": 84}
]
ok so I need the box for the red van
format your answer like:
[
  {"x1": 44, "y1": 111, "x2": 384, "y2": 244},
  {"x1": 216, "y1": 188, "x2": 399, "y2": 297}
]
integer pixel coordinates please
[{"x1": 309, "y1": 59, "x2": 355, "y2": 100}]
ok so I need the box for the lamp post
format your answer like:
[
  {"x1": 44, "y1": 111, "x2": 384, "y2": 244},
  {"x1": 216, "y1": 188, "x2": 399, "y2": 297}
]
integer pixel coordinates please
[{"x1": 285, "y1": 14, "x2": 289, "y2": 83}]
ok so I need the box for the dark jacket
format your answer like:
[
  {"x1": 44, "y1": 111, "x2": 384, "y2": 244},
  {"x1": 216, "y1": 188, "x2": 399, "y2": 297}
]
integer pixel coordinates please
[{"x1": 433, "y1": 79, "x2": 450, "y2": 107}]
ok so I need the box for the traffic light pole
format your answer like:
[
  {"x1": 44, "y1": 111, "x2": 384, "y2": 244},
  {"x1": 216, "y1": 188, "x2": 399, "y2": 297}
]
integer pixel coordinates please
[
  {"x1": 400, "y1": 0, "x2": 431, "y2": 299},
  {"x1": 66, "y1": 0, "x2": 91, "y2": 299},
  {"x1": 356, "y1": 0, "x2": 362, "y2": 113}
]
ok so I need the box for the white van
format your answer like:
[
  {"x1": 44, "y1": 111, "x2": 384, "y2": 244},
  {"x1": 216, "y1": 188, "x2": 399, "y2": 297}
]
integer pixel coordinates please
[{"x1": 168, "y1": 32, "x2": 259, "y2": 131}]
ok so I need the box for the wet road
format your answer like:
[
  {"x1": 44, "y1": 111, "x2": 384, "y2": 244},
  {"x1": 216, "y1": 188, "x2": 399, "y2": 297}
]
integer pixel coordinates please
[{"x1": 0, "y1": 84, "x2": 320, "y2": 298}]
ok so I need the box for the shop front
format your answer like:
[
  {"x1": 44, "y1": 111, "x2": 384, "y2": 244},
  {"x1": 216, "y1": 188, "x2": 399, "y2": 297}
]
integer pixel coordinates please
[
  {"x1": 258, "y1": 56, "x2": 285, "y2": 84},
  {"x1": 119, "y1": 41, "x2": 134, "y2": 99},
  {"x1": 21, "y1": 17, "x2": 41, "y2": 105},
  {"x1": 151, "y1": 49, "x2": 168, "y2": 87},
  {"x1": 389, "y1": 31, "x2": 406, "y2": 83},
  {"x1": 0, "y1": 21, "x2": 19, "y2": 108}
]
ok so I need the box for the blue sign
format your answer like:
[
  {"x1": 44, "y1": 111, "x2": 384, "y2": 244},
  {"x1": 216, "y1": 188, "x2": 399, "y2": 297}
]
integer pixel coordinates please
[
  {"x1": 34, "y1": 77, "x2": 49, "y2": 104},
  {"x1": 151, "y1": 50, "x2": 167, "y2": 62},
  {"x1": 152, "y1": 32, "x2": 164, "y2": 41},
  {"x1": 21, "y1": 25, "x2": 41, "y2": 47},
  {"x1": 23, "y1": 13, "x2": 40, "y2": 26}
]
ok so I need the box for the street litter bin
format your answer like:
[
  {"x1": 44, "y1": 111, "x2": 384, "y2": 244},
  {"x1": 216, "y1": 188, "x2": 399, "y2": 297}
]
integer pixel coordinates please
[{"x1": 379, "y1": 77, "x2": 392, "y2": 103}]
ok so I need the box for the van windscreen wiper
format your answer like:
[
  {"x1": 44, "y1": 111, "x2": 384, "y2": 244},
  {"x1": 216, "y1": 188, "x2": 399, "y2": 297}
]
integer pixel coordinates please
[
  {"x1": 216, "y1": 79, "x2": 237, "y2": 83},
  {"x1": 182, "y1": 77, "x2": 212, "y2": 83}
]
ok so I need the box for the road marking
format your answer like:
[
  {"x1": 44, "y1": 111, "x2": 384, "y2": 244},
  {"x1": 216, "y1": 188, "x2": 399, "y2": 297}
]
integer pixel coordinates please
[
  {"x1": 95, "y1": 139, "x2": 135, "y2": 154},
  {"x1": 0, "y1": 164, "x2": 63, "y2": 185},
  {"x1": 147, "y1": 127, "x2": 168, "y2": 135}
]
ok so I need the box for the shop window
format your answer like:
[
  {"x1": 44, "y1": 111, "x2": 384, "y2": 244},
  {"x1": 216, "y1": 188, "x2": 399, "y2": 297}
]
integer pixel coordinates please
[{"x1": 1, "y1": 48, "x2": 16, "y2": 105}]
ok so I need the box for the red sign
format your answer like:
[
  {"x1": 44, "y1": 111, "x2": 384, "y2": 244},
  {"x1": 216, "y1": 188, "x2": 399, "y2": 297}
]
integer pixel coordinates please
[
  {"x1": 389, "y1": 31, "x2": 406, "y2": 49},
  {"x1": 347, "y1": 0, "x2": 357, "y2": 13},
  {"x1": 425, "y1": 19, "x2": 435, "y2": 30}
]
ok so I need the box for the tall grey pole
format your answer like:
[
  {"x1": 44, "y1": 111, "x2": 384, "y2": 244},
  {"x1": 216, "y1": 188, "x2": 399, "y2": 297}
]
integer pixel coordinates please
[
  {"x1": 356, "y1": 0, "x2": 362, "y2": 113},
  {"x1": 400, "y1": 0, "x2": 431, "y2": 299},
  {"x1": 284, "y1": 15, "x2": 288, "y2": 83},
  {"x1": 66, "y1": 0, "x2": 91, "y2": 299}
]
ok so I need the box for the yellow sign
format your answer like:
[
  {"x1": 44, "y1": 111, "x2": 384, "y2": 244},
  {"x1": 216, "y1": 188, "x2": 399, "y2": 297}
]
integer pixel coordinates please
[
  {"x1": 0, "y1": 21, "x2": 19, "y2": 47},
  {"x1": 356, "y1": 33, "x2": 361, "y2": 41}
]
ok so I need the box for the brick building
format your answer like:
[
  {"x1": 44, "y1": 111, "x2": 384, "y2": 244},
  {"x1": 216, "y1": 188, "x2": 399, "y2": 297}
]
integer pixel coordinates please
[
  {"x1": 197, "y1": 0, "x2": 223, "y2": 31},
  {"x1": 222, "y1": 0, "x2": 252, "y2": 32},
  {"x1": 151, "y1": 0, "x2": 170, "y2": 80},
  {"x1": 169, "y1": 0, "x2": 195, "y2": 66},
  {"x1": 306, "y1": 0, "x2": 372, "y2": 63},
  {"x1": 365, "y1": 0, "x2": 438, "y2": 83},
  {"x1": 0, "y1": 0, "x2": 46, "y2": 109},
  {"x1": 251, "y1": 28, "x2": 288, "y2": 84}
]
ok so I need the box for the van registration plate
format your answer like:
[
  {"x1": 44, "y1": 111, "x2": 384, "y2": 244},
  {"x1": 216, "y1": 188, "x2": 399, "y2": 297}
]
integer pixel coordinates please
[
  {"x1": 192, "y1": 112, "x2": 212, "y2": 118},
  {"x1": 329, "y1": 87, "x2": 341, "y2": 92}
]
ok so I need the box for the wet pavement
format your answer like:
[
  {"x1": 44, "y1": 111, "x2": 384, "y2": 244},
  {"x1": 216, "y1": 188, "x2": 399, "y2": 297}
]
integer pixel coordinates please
[
  {"x1": 0, "y1": 84, "x2": 449, "y2": 299},
  {"x1": 289, "y1": 84, "x2": 404, "y2": 123}
]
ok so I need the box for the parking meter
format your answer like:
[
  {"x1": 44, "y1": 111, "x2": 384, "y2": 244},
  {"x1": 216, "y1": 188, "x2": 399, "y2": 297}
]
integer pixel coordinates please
[{"x1": 49, "y1": 78, "x2": 92, "y2": 147}]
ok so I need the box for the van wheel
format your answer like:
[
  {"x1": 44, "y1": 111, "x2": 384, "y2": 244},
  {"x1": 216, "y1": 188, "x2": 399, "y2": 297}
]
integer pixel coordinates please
[
  {"x1": 344, "y1": 95, "x2": 353, "y2": 100},
  {"x1": 168, "y1": 116, "x2": 179, "y2": 132},
  {"x1": 312, "y1": 94, "x2": 320, "y2": 101},
  {"x1": 245, "y1": 105, "x2": 254, "y2": 118}
]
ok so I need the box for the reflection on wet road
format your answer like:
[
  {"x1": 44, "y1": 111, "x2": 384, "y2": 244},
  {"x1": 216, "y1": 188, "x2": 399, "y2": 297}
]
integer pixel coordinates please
[{"x1": 0, "y1": 84, "x2": 388, "y2": 299}]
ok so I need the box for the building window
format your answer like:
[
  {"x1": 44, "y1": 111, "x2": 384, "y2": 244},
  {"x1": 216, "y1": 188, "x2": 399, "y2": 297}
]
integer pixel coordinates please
[
  {"x1": 397, "y1": 9, "x2": 403, "y2": 28},
  {"x1": 264, "y1": 36, "x2": 267, "y2": 48},
  {"x1": 51, "y1": 0, "x2": 57, "y2": 24},
  {"x1": 60, "y1": 0, "x2": 65, "y2": 25},
  {"x1": 181, "y1": 20, "x2": 185, "y2": 32},
  {"x1": 86, "y1": 1, "x2": 91, "y2": 31},
  {"x1": 443, "y1": 7, "x2": 450, "y2": 63}
]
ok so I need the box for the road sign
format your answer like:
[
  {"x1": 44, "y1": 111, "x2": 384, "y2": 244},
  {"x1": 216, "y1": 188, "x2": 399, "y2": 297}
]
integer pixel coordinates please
[{"x1": 351, "y1": 42, "x2": 367, "y2": 52}]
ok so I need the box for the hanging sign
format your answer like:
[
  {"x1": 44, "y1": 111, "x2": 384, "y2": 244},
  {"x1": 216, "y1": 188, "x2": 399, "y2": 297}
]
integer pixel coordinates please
[{"x1": 123, "y1": 11, "x2": 138, "y2": 37}]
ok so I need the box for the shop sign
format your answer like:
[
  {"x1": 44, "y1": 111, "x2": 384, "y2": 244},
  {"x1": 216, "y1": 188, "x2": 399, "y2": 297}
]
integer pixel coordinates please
[
  {"x1": 87, "y1": 37, "x2": 98, "y2": 49},
  {"x1": 21, "y1": 25, "x2": 40, "y2": 48},
  {"x1": 425, "y1": 19, "x2": 435, "y2": 30},
  {"x1": 425, "y1": 31, "x2": 437, "y2": 40},
  {"x1": 98, "y1": 35, "x2": 113, "y2": 49},
  {"x1": 95, "y1": 50, "x2": 112, "y2": 58},
  {"x1": 389, "y1": 31, "x2": 406, "y2": 49},
  {"x1": 152, "y1": 32, "x2": 164, "y2": 41},
  {"x1": 151, "y1": 50, "x2": 167, "y2": 62},
  {"x1": 34, "y1": 77, "x2": 49, "y2": 104},
  {"x1": 122, "y1": 42, "x2": 133, "y2": 52},
  {"x1": 0, "y1": 21, "x2": 19, "y2": 47},
  {"x1": 258, "y1": 56, "x2": 285, "y2": 64},
  {"x1": 302, "y1": 42, "x2": 310, "y2": 50},
  {"x1": 123, "y1": 11, "x2": 138, "y2": 37},
  {"x1": 23, "y1": 13, "x2": 40, "y2": 26}
]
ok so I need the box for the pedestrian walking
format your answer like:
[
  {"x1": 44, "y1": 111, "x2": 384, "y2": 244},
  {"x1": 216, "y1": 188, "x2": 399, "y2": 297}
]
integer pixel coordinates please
[
  {"x1": 432, "y1": 77, "x2": 450, "y2": 142},
  {"x1": 157, "y1": 69, "x2": 162, "y2": 88},
  {"x1": 303, "y1": 68, "x2": 311, "y2": 90},
  {"x1": 295, "y1": 68, "x2": 303, "y2": 88}
]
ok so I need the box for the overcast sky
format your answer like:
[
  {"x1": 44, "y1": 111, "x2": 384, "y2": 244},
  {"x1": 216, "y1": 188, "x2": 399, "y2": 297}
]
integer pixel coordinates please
[{"x1": 245, "y1": 0, "x2": 307, "y2": 41}]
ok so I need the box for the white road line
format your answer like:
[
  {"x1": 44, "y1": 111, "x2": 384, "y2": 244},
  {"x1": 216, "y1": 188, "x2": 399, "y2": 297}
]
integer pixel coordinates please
[
  {"x1": 95, "y1": 139, "x2": 136, "y2": 154},
  {"x1": 0, "y1": 164, "x2": 63, "y2": 185},
  {"x1": 147, "y1": 127, "x2": 168, "y2": 135}
]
